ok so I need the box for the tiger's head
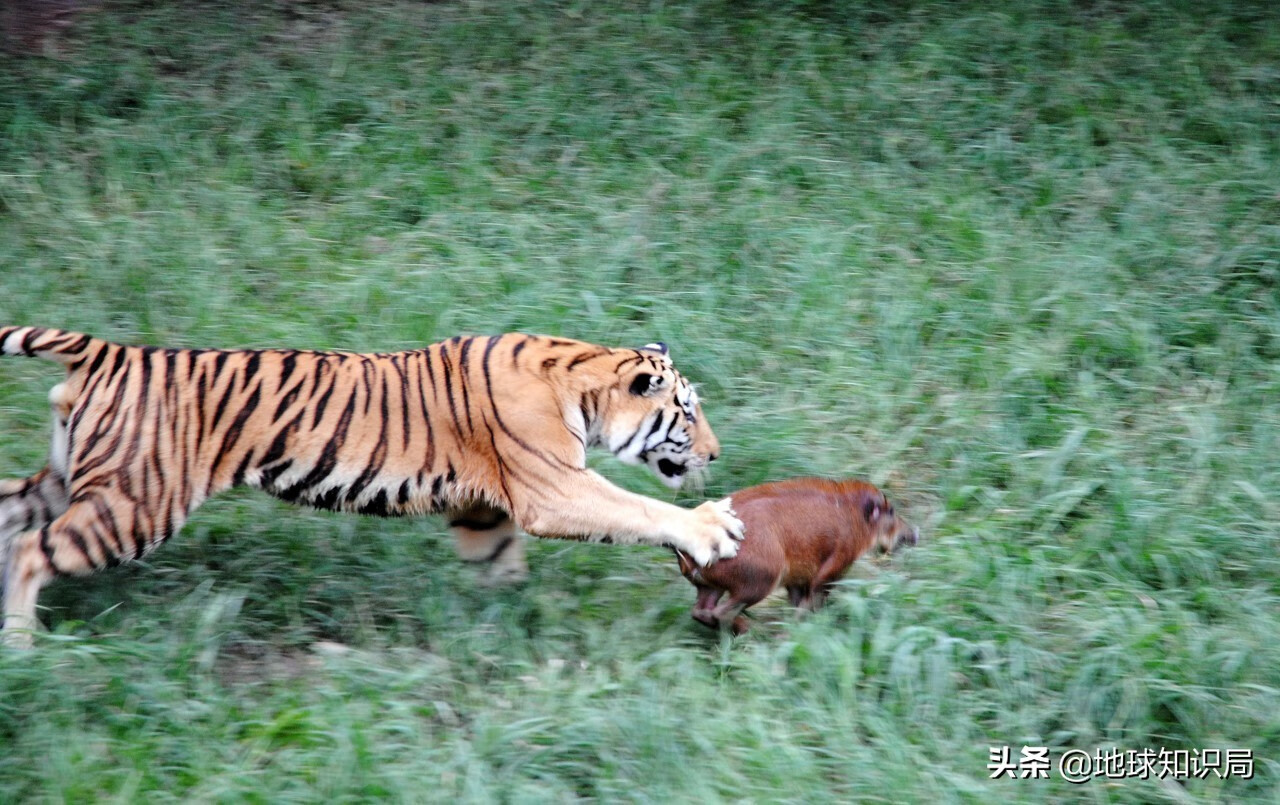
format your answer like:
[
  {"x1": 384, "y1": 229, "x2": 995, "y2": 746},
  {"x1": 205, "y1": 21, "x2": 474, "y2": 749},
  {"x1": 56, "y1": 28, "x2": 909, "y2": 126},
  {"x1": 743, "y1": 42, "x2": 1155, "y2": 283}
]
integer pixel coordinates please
[{"x1": 598, "y1": 342, "x2": 720, "y2": 489}]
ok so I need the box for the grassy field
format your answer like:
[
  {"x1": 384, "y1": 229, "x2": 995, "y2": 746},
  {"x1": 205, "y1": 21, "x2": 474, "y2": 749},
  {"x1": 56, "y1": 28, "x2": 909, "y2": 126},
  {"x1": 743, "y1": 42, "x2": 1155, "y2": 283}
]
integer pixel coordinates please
[{"x1": 1, "y1": 0, "x2": 1278, "y2": 800}]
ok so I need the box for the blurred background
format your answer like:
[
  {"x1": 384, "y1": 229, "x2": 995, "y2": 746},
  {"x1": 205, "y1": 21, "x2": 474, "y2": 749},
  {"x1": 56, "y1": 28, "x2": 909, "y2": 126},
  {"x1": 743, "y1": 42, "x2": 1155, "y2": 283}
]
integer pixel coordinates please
[{"x1": 1, "y1": 0, "x2": 1277, "y2": 800}]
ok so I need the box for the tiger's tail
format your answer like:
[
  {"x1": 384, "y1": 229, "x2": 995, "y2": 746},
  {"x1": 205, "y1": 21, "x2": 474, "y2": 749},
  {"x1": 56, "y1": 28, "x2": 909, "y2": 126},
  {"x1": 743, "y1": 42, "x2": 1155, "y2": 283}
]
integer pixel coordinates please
[{"x1": 0, "y1": 326, "x2": 100, "y2": 367}]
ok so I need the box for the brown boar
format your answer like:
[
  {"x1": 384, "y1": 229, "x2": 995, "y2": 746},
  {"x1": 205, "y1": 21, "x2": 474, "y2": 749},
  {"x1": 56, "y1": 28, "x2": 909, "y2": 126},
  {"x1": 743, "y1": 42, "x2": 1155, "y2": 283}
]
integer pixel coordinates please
[{"x1": 675, "y1": 478, "x2": 918, "y2": 634}]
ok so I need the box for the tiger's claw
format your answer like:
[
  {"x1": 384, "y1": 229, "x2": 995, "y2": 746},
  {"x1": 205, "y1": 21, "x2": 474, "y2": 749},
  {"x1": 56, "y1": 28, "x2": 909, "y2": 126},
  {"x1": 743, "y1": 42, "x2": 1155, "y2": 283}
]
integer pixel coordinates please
[{"x1": 682, "y1": 498, "x2": 743, "y2": 567}]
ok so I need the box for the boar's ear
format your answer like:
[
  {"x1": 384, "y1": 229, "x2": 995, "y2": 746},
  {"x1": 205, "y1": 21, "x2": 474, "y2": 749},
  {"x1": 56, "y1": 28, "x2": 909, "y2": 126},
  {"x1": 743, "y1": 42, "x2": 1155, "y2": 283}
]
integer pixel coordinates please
[{"x1": 863, "y1": 496, "x2": 881, "y2": 523}]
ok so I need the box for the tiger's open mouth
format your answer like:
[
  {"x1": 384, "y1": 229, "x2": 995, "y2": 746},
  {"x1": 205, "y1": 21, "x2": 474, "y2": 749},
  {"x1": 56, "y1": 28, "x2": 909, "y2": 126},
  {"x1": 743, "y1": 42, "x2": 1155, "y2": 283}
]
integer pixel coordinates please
[
  {"x1": 657, "y1": 458, "x2": 686, "y2": 480},
  {"x1": 648, "y1": 453, "x2": 689, "y2": 489},
  {"x1": 648, "y1": 453, "x2": 709, "y2": 490}
]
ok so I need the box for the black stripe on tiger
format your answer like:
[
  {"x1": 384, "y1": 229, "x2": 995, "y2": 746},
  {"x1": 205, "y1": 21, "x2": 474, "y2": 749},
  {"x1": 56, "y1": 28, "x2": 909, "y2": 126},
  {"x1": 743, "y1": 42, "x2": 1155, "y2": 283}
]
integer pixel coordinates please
[
  {"x1": 483, "y1": 536, "x2": 514, "y2": 563},
  {"x1": 481, "y1": 336, "x2": 581, "y2": 474},
  {"x1": 458, "y1": 337, "x2": 476, "y2": 436},
  {"x1": 343, "y1": 375, "x2": 390, "y2": 506},
  {"x1": 276, "y1": 386, "x2": 357, "y2": 505}
]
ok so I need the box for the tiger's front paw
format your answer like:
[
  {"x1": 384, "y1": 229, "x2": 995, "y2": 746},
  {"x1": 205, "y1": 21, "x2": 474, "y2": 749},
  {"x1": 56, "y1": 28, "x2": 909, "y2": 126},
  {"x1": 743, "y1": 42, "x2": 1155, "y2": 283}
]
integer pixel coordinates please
[{"x1": 680, "y1": 497, "x2": 744, "y2": 567}]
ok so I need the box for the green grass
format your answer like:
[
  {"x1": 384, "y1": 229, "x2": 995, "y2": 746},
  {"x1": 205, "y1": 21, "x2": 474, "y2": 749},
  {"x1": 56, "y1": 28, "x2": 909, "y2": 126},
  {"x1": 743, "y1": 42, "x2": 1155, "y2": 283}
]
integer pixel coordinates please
[{"x1": 2, "y1": 0, "x2": 1278, "y2": 800}]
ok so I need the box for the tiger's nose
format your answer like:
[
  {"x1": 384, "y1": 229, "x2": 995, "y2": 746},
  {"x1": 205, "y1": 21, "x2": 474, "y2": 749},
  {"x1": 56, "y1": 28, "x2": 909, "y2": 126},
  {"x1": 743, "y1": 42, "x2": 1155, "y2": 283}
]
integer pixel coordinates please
[{"x1": 708, "y1": 448, "x2": 720, "y2": 462}]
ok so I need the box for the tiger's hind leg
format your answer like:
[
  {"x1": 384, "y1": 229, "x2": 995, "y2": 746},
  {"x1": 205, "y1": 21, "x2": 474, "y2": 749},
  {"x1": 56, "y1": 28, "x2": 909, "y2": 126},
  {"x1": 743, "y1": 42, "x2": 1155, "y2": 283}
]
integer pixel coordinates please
[
  {"x1": 1, "y1": 387, "x2": 75, "y2": 587},
  {"x1": 2, "y1": 486, "x2": 190, "y2": 648},
  {"x1": 1, "y1": 528, "x2": 55, "y2": 648},
  {"x1": 0, "y1": 468, "x2": 70, "y2": 543},
  {"x1": 449, "y1": 503, "x2": 528, "y2": 586},
  {"x1": 0, "y1": 469, "x2": 69, "y2": 598}
]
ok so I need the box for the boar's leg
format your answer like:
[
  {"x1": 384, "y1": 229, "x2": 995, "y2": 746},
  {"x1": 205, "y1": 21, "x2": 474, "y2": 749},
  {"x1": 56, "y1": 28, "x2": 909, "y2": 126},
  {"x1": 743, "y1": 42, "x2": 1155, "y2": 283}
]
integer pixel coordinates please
[
  {"x1": 692, "y1": 588, "x2": 757, "y2": 634},
  {"x1": 694, "y1": 566, "x2": 775, "y2": 635},
  {"x1": 706, "y1": 581, "x2": 773, "y2": 635},
  {"x1": 691, "y1": 585, "x2": 724, "y2": 629},
  {"x1": 787, "y1": 581, "x2": 840, "y2": 613},
  {"x1": 786, "y1": 586, "x2": 810, "y2": 608},
  {"x1": 789, "y1": 551, "x2": 856, "y2": 612},
  {"x1": 786, "y1": 584, "x2": 834, "y2": 612},
  {"x1": 704, "y1": 596, "x2": 752, "y2": 635}
]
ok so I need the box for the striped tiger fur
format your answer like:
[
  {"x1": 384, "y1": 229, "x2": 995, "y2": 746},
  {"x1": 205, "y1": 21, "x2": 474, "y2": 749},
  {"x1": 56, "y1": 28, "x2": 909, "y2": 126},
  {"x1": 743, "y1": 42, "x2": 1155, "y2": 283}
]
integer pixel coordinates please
[{"x1": 0, "y1": 326, "x2": 743, "y2": 646}]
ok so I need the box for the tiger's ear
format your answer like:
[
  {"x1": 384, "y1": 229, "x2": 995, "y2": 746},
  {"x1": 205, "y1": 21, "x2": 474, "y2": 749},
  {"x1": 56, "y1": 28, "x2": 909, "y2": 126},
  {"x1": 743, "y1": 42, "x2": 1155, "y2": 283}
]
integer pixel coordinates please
[
  {"x1": 629, "y1": 372, "x2": 670, "y2": 396},
  {"x1": 639, "y1": 342, "x2": 669, "y2": 356}
]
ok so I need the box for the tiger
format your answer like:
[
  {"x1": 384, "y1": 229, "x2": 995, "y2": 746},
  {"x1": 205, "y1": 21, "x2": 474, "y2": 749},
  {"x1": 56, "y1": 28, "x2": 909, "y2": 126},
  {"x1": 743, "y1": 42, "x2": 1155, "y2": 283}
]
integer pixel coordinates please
[{"x1": 0, "y1": 326, "x2": 743, "y2": 647}]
